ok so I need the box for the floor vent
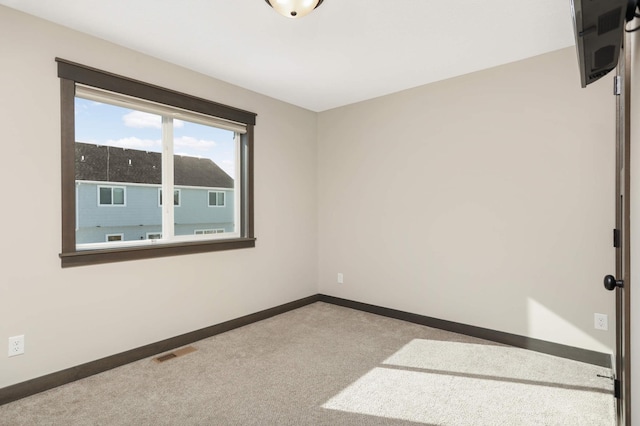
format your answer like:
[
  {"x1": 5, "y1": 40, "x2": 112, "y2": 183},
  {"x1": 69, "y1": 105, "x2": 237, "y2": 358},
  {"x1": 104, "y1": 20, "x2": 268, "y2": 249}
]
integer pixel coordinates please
[{"x1": 154, "y1": 346, "x2": 197, "y2": 363}]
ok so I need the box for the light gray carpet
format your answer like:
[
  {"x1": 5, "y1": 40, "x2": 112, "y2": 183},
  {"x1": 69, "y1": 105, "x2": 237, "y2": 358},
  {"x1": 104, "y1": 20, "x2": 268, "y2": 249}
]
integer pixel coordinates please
[{"x1": 0, "y1": 302, "x2": 615, "y2": 425}]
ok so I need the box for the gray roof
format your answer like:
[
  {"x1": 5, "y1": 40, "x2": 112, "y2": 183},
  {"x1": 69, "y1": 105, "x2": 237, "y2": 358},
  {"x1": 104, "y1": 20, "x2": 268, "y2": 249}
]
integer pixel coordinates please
[{"x1": 75, "y1": 142, "x2": 233, "y2": 188}]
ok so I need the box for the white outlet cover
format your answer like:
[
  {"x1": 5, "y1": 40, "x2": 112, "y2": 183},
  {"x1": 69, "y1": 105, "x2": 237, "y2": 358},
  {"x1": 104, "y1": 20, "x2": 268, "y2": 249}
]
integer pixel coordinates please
[
  {"x1": 594, "y1": 314, "x2": 608, "y2": 331},
  {"x1": 8, "y1": 335, "x2": 25, "y2": 357}
]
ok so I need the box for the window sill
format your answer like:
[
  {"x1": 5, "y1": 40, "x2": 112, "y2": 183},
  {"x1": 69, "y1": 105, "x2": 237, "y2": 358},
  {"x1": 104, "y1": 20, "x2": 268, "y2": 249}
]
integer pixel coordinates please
[{"x1": 60, "y1": 238, "x2": 256, "y2": 268}]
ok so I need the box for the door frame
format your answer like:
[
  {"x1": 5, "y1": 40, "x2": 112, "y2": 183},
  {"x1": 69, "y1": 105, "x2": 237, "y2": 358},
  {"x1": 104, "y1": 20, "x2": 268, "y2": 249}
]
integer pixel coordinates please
[{"x1": 614, "y1": 33, "x2": 632, "y2": 425}]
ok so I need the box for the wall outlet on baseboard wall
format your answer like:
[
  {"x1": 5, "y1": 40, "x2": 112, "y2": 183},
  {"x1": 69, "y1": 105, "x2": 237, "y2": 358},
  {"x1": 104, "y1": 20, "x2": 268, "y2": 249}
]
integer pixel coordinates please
[
  {"x1": 337, "y1": 273, "x2": 344, "y2": 284},
  {"x1": 594, "y1": 313, "x2": 608, "y2": 331}
]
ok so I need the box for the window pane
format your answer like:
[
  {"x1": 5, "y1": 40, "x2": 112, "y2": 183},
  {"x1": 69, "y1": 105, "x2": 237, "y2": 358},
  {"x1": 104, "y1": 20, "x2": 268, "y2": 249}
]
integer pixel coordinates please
[
  {"x1": 75, "y1": 98, "x2": 162, "y2": 245},
  {"x1": 113, "y1": 188, "x2": 125, "y2": 205},
  {"x1": 173, "y1": 120, "x2": 236, "y2": 236},
  {"x1": 99, "y1": 187, "x2": 112, "y2": 205}
]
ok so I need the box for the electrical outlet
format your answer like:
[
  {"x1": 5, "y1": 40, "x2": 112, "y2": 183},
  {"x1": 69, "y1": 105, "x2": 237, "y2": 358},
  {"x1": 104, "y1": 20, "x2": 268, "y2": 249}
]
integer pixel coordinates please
[
  {"x1": 8, "y1": 335, "x2": 25, "y2": 357},
  {"x1": 337, "y1": 273, "x2": 344, "y2": 284},
  {"x1": 594, "y1": 313, "x2": 608, "y2": 331}
]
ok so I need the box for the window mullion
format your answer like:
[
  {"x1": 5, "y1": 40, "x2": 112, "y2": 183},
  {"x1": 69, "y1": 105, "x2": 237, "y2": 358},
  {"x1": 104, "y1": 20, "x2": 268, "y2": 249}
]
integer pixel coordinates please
[
  {"x1": 162, "y1": 116, "x2": 175, "y2": 240},
  {"x1": 237, "y1": 132, "x2": 244, "y2": 236}
]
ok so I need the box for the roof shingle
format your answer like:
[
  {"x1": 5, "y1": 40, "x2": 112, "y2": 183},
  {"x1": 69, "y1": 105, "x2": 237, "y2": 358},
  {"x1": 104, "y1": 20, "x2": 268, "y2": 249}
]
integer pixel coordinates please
[{"x1": 75, "y1": 142, "x2": 233, "y2": 188}]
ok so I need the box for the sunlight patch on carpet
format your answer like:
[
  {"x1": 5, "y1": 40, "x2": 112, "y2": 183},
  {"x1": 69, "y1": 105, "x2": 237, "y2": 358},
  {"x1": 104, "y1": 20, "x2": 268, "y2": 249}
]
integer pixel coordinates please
[
  {"x1": 322, "y1": 367, "x2": 614, "y2": 425},
  {"x1": 323, "y1": 339, "x2": 615, "y2": 425},
  {"x1": 382, "y1": 339, "x2": 613, "y2": 388}
]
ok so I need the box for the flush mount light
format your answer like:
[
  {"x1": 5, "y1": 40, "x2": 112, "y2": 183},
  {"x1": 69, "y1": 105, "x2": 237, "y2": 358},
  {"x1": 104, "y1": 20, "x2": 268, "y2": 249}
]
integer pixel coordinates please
[{"x1": 264, "y1": 0, "x2": 324, "y2": 18}]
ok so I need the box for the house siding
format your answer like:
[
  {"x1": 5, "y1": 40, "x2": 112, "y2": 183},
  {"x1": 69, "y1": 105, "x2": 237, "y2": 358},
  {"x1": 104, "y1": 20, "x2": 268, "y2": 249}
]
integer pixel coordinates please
[{"x1": 76, "y1": 182, "x2": 234, "y2": 244}]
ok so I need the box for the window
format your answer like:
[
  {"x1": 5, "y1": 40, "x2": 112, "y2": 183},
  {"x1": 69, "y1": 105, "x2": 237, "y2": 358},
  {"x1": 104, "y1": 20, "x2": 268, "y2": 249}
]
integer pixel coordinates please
[
  {"x1": 99, "y1": 186, "x2": 126, "y2": 206},
  {"x1": 159, "y1": 189, "x2": 180, "y2": 207},
  {"x1": 58, "y1": 59, "x2": 256, "y2": 267},
  {"x1": 195, "y1": 229, "x2": 225, "y2": 235},
  {"x1": 208, "y1": 191, "x2": 225, "y2": 207}
]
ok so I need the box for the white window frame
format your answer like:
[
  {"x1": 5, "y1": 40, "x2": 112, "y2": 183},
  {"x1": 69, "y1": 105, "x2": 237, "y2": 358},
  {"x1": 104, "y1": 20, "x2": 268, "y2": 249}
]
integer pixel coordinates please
[
  {"x1": 98, "y1": 185, "x2": 126, "y2": 207},
  {"x1": 105, "y1": 233, "x2": 124, "y2": 242},
  {"x1": 208, "y1": 190, "x2": 226, "y2": 207}
]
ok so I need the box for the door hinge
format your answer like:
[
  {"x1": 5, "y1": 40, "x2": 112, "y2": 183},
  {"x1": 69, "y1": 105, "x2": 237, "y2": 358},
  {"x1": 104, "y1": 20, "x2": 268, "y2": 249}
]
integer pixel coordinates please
[
  {"x1": 614, "y1": 228, "x2": 621, "y2": 248},
  {"x1": 614, "y1": 76, "x2": 622, "y2": 95},
  {"x1": 615, "y1": 379, "x2": 621, "y2": 399}
]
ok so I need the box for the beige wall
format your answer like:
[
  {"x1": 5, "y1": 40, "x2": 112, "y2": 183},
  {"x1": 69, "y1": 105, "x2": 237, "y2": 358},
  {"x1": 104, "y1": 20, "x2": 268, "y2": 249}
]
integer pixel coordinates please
[
  {"x1": 0, "y1": 6, "x2": 318, "y2": 388},
  {"x1": 318, "y1": 48, "x2": 616, "y2": 354}
]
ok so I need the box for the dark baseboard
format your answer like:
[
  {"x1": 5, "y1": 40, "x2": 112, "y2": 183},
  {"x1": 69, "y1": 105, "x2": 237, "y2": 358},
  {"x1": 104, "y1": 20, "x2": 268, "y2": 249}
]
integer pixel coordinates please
[
  {"x1": 318, "y1": 294, "x2": 612, "y2": 368},
  {"x1": 1, "y1": 292, "x2": 611, "y2": 406},
  {"x1": 0, "y1": 294, "x2": 321, "y2": 406}
]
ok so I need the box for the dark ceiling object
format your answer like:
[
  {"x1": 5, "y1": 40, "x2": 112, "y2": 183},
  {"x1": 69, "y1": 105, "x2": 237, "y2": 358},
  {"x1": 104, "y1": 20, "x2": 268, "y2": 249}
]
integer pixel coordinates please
[
  {"x1": 264, "y1": 0, "x2": 324, "y2": 18},
  {"x1": 571, "y1": 0, "x2": 638, "y2": 87}
]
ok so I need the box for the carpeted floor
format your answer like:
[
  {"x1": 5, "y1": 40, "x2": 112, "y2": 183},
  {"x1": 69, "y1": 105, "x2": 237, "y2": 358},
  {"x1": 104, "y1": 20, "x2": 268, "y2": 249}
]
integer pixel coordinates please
[{"x1": 0, "y1": 302, "x2": 615, "y2": 425}]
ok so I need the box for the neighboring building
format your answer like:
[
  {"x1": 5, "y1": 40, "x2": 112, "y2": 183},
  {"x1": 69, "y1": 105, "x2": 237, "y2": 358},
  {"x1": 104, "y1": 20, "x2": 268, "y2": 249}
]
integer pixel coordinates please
[{"x1": 75, "y1": 142, "x2": 235, "y2": 244}]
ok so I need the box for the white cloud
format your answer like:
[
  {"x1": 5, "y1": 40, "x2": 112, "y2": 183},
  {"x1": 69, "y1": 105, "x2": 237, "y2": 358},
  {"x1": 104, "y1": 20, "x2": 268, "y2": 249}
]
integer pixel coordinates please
[
  {"x1": 123, "y1": 111, "x2": 185, "y2": 129},
  {"x1": 104, "y1": 137, "x2": 161, "y2": 151},
  {"x1": 123, "y1": 111, "x2": 161, "y2": 129},
  {"x1": 174, "y1": 136, "x2": 217, "y2": 151}
]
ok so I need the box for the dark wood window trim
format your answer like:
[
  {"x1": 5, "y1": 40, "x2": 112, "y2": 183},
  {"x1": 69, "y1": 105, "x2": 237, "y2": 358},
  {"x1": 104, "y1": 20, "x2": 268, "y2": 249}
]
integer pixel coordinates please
[{"x1": 57, "y1": 58, "x2": 256, "y2": 267}]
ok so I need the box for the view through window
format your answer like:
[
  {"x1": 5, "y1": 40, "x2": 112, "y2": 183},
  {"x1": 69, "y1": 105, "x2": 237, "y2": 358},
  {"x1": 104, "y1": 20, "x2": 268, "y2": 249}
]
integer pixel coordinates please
[{"x1": 74, "y1": 92, "x2": 239, "y2": 248}]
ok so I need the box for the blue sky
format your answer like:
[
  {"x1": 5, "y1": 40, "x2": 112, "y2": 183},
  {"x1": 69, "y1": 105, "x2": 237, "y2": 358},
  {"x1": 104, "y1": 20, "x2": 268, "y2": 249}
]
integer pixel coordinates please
[{"x1": 75, "y1": 98, "x2": 237, "y2": 177}]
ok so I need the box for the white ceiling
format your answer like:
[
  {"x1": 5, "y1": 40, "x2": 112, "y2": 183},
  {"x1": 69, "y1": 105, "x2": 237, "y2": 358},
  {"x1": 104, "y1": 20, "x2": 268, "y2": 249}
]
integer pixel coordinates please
[{"x1": 0, "y1": 0, "x2": 576, "y2": 111}]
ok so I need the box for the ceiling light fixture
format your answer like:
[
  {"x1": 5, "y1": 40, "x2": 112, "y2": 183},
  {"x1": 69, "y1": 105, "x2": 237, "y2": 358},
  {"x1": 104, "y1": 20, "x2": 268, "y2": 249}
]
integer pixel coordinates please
[{"x1": 264, "y1": 0, "x2": 324, "y2": 18}]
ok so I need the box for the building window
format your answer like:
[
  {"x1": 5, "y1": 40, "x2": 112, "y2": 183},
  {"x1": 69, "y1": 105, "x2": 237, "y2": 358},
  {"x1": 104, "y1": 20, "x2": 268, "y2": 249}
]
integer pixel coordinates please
[
  {"x1": 159, "y1": 189, "x2": 180, "y2": 207},
  {"x1": 208, "y1": 191, "x2": 225, "y2": 207},
  {"x1": 195, "y1": 229, "x2": 224, "y2": 235},
  {"x1": 58, "y1": 59, "x2": 256, "y2": 267},
  {"x1": 98, "y1": 186, "x2": 126, "y2": 206},
  {"x1": 106, "y1": 233, "x2": 124, "y2": 242}
]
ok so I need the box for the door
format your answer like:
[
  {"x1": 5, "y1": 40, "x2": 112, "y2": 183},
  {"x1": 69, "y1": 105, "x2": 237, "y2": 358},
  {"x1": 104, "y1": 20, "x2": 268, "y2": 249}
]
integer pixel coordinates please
[{"x1": 605, "y1": 37, "x2": 631, "y2": 425}]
